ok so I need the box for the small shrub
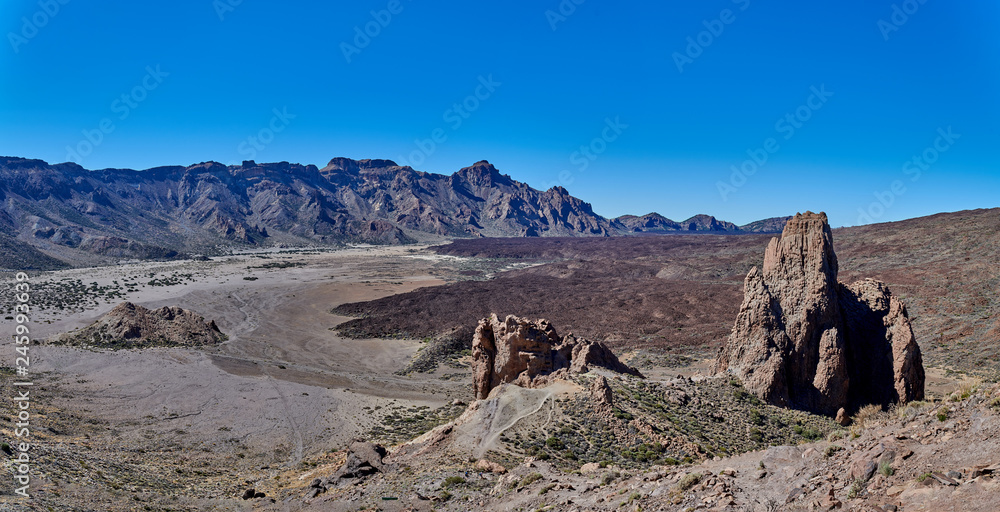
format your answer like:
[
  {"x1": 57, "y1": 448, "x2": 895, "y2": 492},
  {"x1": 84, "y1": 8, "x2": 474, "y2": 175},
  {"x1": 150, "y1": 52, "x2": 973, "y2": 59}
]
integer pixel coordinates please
[
  {"x1": 847, "y1": 479, "x2": 865, "y2": 499},
  {"x1": 749, "y1": 409, "x2": 764, "y2": 426},
  {"x1": 917, "y1": 472, "x2": 932, "y2": 483},
  {"x1": 614, "y1": 409, "x2": 634, "y2": 421},
  {"x1": 521, "y1": 473, "x2": 543, "y2": 487},
  {"x1": 676, "y1": 473, "x2": 703, "y2": 491},
  {"x1": 443, "y1": 476, "x2": 465, "y2": 487},
  {"x1": 799, "y1": 427, "x2": 822, "y2": 440},
  {"x1": 538, "y1": 483, "x2": 556, "y2": 495},
  {"x1": 936, "y1": 409, "x2": 948, "y2": 422},
  {"x1": 824, "y1": 445, "x2": 844, "y2": 458},
  {"x1": 601, "y1": 471, "x2": 620, "y2": 486},
  {"x1": 853, "y1": 404, "x2": 886, "y2": 429},
  {"x1": 878, "y1": 460, "x2": 894, "y2": 477},
  {"x1": 545, "y1": 437, "x2": 564, "y2": 450}
]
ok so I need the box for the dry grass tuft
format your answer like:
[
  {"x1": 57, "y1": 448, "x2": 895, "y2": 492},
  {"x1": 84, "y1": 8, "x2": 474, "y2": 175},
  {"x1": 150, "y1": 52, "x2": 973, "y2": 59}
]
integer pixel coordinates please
[{"x1": 852, "y1": 404, "x2": 888, "y2": 430}]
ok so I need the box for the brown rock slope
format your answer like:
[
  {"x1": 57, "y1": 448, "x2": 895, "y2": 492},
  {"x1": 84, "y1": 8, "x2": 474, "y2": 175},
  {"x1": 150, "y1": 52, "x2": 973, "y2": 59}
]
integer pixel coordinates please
[
  {"x1": 51, "y1": 301, "x2": 225, "y2": 348},
  {"x1": 714, "y1": 212, "x2": 924, "y2": 415},
  {"x1": 472, "y1": 314, "x2": 643, "y2": 399}
]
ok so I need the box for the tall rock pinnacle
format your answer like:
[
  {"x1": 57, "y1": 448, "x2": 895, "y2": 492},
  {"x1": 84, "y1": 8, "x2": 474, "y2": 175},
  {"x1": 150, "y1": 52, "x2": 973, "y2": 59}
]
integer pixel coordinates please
[{"x1": 713, "y1": 212, "x2": 924, "y2": 415}]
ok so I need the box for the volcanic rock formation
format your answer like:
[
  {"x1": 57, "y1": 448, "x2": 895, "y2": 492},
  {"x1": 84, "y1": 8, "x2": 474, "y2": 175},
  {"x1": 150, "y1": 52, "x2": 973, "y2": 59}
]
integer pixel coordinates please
[
  {"x1": 51, "y1": 301, "x2": 225, "y2": 348},
  {"x1": 472, "y1": 314, "x2": 643, "y2": 399},
  {"x1": 713, "y1": 212, "x2": 924, "y2": 415}
]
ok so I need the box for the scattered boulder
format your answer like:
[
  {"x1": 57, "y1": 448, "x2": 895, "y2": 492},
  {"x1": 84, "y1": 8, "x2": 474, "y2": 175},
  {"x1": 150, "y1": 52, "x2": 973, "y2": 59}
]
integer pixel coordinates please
[
  {"x1": 475, "y1": 459, "x2": 507, "y2": 474},
  {"x1": 836, "y1": 407, "x2": 850, "y2": 426},
  {"x1": 713, "y1": 212, "x2": 924, "y2": 415},
  {"x1": 50, "y1": 302, "x2": 225, "y2": 348},
  {"x1": 590, "y1": 375, "x2": 614, "y2": 406},
  {"x1": 332, "y1": 441, "x2": 389, "y2": 481},
  {"x1": 472, "y1": 314, "x2": 643, "y2": 399}
]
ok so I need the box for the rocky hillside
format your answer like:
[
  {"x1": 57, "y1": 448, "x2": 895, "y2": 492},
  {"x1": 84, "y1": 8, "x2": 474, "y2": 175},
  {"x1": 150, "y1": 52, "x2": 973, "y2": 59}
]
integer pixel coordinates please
[
  {"x1": 289, "y1": 376, "x2": 1000, "y2": 511},
  {"x1": 49, "y1": 301, "x2": 225, "y2": 348},
  {"x1": 0, "y1": 156, "x2": 787, "y2": 267}
]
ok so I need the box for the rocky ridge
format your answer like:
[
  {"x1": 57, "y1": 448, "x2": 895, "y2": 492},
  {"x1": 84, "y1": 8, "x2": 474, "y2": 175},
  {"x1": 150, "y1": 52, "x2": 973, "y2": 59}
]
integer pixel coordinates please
[
  {"x1": 472, "y1": 314, "x2": 644, "y2": 399},
  {"x1": 713, "y1": 211, "x2": 924, "y2": 415},
  {"x1": 0, "y1": 156, "x2": 788, "y2": 268},
  {"x1": 50, "y1": 301, "x2": 225, "y2": 348}
]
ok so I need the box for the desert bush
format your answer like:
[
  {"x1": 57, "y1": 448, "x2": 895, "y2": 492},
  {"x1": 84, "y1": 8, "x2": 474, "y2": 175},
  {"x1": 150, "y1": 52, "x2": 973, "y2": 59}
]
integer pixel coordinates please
[
  {"x1": 600, "y1": 471, "x2": 620, "y2": 486},
  {"x1": 853, "y1": 404, "x2": 887, "y2": 429},
  {"x1": 443, "y1": 476, "x2": 465, "y2": 487},
  {"x1": 949, "y1": 378, "x2": 983, "y2": 402},
  {"x1": 676, "y1": 473, "x2": 703, "y2": 491},
  {"x1": 824, "y1": 445, "x2": 844, "y2": 458},
  {"x1": 521, "y1": 473, "x2": 543, "y2": 487},
  {"x1": 878, "y1": 459, "x2": 894, "y2": 477},
  {"x1": 847, "y1": 479, "x2": 865, "y2": 499}
]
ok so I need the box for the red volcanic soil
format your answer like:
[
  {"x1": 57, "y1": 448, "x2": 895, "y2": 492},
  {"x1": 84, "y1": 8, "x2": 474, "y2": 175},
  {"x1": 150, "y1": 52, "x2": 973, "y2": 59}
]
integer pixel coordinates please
[{"x1": 335, "y1": 208, "x2": 1000, "y2": 375}]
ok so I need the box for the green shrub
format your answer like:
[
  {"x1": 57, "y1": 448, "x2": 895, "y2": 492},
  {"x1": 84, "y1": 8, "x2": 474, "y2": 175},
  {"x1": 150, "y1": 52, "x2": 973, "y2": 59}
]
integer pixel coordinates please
[
  {"x1": 545, "y1": 437, "x2": 564, "y2": 450},
  {"x1": 878, "y1": 460, "x2": 894, "y2": 477},
  {"x1": 847, "y1": 479, "x2": 864, "y2": 499},
  {"x1": 824, "y1": 445, "x2": 844, "y2": 458},
  {"x1": 937, "y1": 409, "x2": 948, "y2": 422},
  {"x1": 443, "y1": 476, "x2": 465, "y2": 487},
  {"x1": 521, "y1": 473, "x2": 543, "y2": 487},
  {"x1": 676, "y1": 473, "x2": 703, "y2": 491}
]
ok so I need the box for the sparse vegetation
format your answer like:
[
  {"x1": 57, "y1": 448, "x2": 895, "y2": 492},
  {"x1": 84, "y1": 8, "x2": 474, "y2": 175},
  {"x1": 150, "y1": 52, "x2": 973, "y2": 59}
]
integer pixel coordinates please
[
  {"x1": 847, "y1": 479, "x2": 865, "y2": 499},
  {"x1": 520, "y1": 473, "x2": 543, "y2": 487},
  {"x1": 824, "y1": 445, "x2": 844, "y2": 458},
  {"x1": 676, "y1": 473, "x2": 702, "y2": 491},
  {"x1": 878, "y1": 459, "x2": 894, "y2": 477}
]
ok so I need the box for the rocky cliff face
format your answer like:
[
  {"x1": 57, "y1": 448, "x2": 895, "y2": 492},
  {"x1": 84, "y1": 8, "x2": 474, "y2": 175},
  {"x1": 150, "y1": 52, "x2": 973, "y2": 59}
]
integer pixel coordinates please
[
  {"x1": 51, "y1": 301, "x2": 226, "y2": 348},
  {"x1": 472, "y1": 314, "x2": 643, "y2": 399},
  {"x1": 713, "y1": 212, "x2": 924, "y2": 415}
]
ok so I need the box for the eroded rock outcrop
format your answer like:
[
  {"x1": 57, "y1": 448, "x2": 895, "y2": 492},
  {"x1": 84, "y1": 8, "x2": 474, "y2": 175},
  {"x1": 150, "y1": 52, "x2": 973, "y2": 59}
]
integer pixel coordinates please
[
  {"x1": 473, "y1": 314, "x2": 642, "y2": 399},
  {"x1": 51, "y1": 301, "x2": 225, "y2": 348},
  {"x1": 713, "y1": 212, "x2": 924, "y2": 415}
]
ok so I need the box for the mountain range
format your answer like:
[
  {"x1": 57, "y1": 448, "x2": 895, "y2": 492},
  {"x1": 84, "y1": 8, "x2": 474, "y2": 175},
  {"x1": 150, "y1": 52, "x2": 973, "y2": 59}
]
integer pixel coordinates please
[{"x1": 0, "y1": 156, "x2": 789, "y2": 268}]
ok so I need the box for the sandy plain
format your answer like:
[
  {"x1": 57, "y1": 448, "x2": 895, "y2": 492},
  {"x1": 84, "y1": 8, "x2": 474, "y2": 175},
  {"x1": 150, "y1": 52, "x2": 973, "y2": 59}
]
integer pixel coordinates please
[{"x1": 0, "y1": 244, "x2": 488, "y2": 507}]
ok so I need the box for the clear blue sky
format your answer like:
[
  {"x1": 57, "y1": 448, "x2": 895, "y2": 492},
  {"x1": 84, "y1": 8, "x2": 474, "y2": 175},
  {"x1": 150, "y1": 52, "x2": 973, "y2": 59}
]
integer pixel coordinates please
[{"x1": 1, "y1": 1, "x2": 997, "y2": 226}]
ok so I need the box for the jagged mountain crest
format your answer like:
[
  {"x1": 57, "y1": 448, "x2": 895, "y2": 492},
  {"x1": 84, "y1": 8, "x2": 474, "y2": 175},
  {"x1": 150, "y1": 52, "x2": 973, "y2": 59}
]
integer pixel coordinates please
[{"x1": 0, "y1": 155, "x2": 790, "y2": 265}]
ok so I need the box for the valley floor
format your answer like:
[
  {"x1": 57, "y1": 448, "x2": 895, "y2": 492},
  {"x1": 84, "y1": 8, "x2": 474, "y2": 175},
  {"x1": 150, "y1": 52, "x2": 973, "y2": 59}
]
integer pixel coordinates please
[{"x1": 0, "y1": 241, "x2": 995, "y2": 511}]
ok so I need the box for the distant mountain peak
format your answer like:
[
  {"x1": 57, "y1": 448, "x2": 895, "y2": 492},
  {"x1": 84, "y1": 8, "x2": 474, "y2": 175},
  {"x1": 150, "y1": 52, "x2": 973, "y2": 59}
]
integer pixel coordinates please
[
  {"x1": 0, "y1": 155, "x2": 792, "y2": 267},
  {"x1": 455, "y1": 160, "x2": 510, "y2": 187}
]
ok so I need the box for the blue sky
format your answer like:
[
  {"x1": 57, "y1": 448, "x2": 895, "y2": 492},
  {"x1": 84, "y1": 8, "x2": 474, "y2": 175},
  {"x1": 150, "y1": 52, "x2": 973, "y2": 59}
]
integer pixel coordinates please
[{"x1": 1, "y1": 0, "x2": 997, "y2": 226}]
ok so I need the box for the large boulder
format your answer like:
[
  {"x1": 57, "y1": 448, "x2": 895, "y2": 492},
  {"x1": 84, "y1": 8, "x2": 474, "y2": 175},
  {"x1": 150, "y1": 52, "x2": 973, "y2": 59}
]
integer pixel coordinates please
[
  {"x1": 472, "y1": 314, "x2": 642, "y2": 399},
  {"x1": 713, "y1": 212, "x2": 924, "y2": 415}
]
